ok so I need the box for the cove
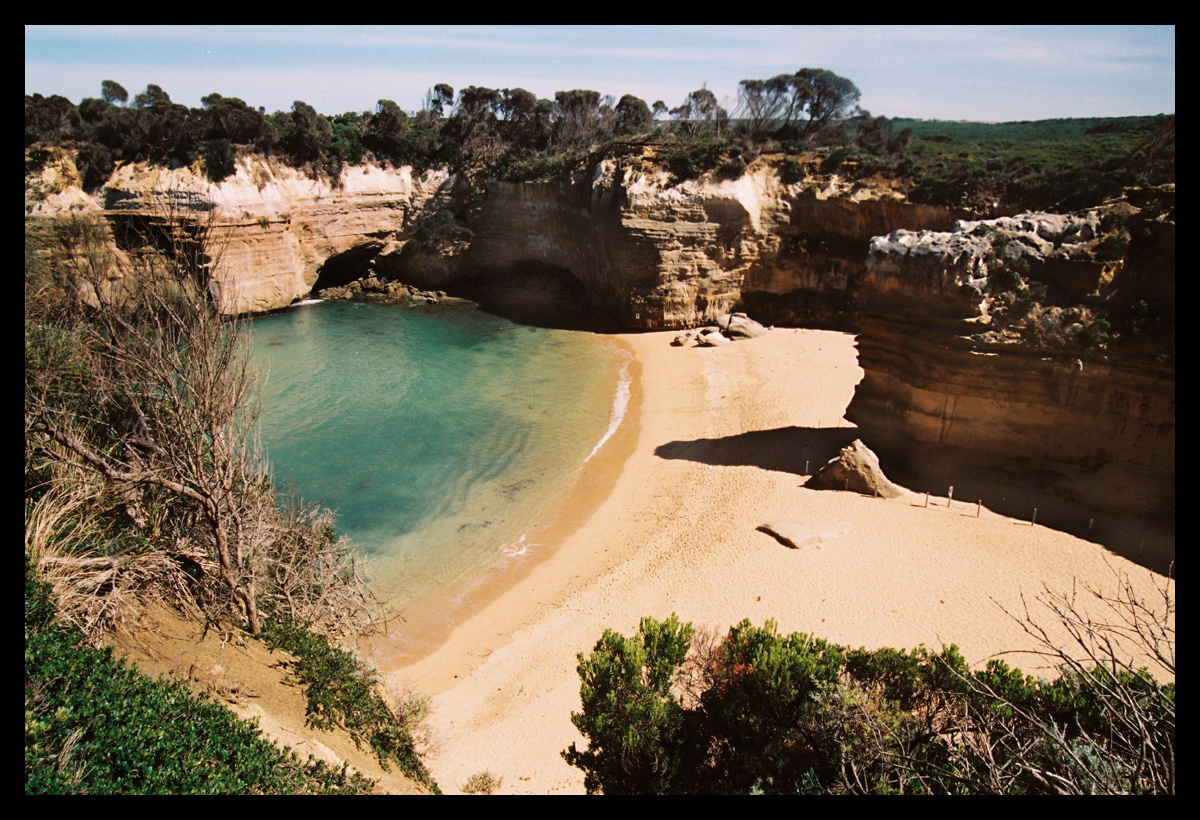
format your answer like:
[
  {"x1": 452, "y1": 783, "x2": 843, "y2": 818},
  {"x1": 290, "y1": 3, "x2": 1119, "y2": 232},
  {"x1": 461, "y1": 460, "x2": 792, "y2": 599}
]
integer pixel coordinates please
[{"x1": 250, "y1": 299, "x2": 628, "y2": 623}]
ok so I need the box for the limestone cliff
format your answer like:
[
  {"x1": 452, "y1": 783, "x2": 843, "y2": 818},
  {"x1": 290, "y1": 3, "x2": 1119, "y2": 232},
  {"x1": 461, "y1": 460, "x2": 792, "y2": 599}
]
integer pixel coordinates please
[
  {"x1": 27, "y1": 152, "x2": 1174, "y2": 520},
  {"x1": 29, "y1": 150, "x2": 958, "y2": 325},
  {"x1": 846, "y1": 195, "x2": 1175, "y2": 517},
  {"x1": 385, "y1": 156, "x2": 958, "y2": 330},
  {"x1": 29, "y1": 155, "x2": 451, "y2": 315}
]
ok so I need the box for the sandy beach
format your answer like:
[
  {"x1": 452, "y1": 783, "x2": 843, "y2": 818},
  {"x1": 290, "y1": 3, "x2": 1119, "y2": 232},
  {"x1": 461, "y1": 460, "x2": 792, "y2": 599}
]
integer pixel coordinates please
[{"x1": 384, "y1": 328, "x2": 1174, "y2": 795}]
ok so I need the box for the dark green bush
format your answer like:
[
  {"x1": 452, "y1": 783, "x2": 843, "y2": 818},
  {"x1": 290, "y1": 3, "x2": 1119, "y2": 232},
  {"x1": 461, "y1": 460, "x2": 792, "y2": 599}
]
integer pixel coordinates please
[
  {"x1": 779, "y1": 157, "x2": 806, "y2": 185},
  {"x1": 203, "y1": 138, "x2": 237, "y2": 183},
  {"x1": 562, "y1": 616, "x2": 693, "y2": 795},
  {"x1": 565, "y1": 611, "x2": 1174, "y2": 794},
  {"x1": 1094, "y1": 231, "x2": 1130, "y2": 262},
  {"x1": 820, "y1": 147, "x2": 853, "y2": 173},
  {"x1": 25, "y1": 559, "x2": 375, "y2": 795},
  {"x1": 262, "y1": 619, "x2": 440, "y2": 793},
  {"x1": 715, "y1": 156, "x2": 747, "y2": 181},
  {"x1": 405, "y1": 208, "x2": 473, "y2": 252}
]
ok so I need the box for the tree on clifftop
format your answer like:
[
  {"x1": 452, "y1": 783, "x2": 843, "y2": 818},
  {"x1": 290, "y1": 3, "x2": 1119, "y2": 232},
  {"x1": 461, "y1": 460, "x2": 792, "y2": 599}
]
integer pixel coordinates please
[
  {"x1": 795, "y1": 68, "x2": 860, "y2": 136},
  {"x1": 101, "y1": 79, "x2": 128, "y2": 106}
]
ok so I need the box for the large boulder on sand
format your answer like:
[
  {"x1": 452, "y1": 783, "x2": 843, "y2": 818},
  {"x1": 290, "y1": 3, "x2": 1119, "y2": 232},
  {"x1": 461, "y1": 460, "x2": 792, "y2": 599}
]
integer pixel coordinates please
[
  {"x1": 695, "y1": 327, "x2": 731, "y2": 346},
  {"x1": 808, "y1": 439, "x2": 905, "y2": 498},
  {"x1": 717, "y1": 312, "x2": 768, "y2": 339}
]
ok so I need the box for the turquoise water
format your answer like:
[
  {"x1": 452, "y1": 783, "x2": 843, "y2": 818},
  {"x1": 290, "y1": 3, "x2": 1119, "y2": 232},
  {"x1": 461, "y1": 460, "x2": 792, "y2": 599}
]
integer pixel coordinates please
[{"x1": 250, "y1": 300, "x2": 626, "y2": 619}]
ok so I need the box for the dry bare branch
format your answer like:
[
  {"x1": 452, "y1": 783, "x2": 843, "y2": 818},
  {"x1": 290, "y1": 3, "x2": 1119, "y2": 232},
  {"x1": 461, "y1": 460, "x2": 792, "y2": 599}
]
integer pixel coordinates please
[{"x1": 26, "y1": 193, "x2": 377, "y2": 641}]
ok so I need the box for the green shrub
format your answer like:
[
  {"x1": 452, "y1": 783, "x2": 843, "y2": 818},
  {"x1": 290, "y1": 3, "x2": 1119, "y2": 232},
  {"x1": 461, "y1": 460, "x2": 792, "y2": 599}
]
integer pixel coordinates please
[
  {"x1": 665, "y1": 151, "x2": 697, "y2": 183},
  {"x1": 261, "y1": 619, "x2": 440, "y2": 793},
  {"x1": 1094, "y1": 231, "x2": 1130, "y2": 262},
  {"x1": 25, "y1": 558, "x2": 375, "y2": 795},
  {"x1": 779, "y1": 157, "x2": 806, "y2": 185},
  {"x1": 820, "y1": 147, "x2": 853, "y2": 173},
  {"x1": 715, "y1": 156, "x2": 747, "y2": 181},
  {"x1": 406, "y1": 208, "x2": 473, "y2": 251},
  {"x1": 565, "y1": 598, "x2": 1174, "y2": 795},
  {"x1": 202, "y1": 138, "x2": 237, "y2": 183},
  {"x1": 562, "y1": 616, "x2": 693, "y2": 795}
]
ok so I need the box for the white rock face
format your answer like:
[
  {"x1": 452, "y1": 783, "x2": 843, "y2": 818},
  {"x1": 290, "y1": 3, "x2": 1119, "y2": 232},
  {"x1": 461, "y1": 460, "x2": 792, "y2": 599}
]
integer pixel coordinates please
[{"x1": 32, "y1": 150, "x2": 955, "y2": 323}]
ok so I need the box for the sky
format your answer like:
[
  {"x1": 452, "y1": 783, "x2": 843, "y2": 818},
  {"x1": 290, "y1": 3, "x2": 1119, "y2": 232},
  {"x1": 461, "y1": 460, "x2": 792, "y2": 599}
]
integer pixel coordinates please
[{"x1": 26, "y1": 25, "x2": 1175, "y2": 122}]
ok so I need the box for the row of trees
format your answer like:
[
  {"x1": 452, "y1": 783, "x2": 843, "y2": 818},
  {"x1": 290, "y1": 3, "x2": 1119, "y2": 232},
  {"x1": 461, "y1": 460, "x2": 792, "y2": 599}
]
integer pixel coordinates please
[{"x1": 26, "y1": 69, "x2": 864, "y2": 187}]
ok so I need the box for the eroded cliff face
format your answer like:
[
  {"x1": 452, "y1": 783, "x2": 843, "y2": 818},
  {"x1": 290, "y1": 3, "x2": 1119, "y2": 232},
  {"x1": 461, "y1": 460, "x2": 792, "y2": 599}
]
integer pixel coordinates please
[
  {"x1": 30, "y1": 156, "x2": 451, "y2": 315},
  {"x1": 28, "y1": 152, "x2": 1174, "y2": 519},
  {"x1": 31, "y1": 151, "x2": 959, "y2": 326},
  {"x1": 372, "y1": 156, "x2": 962, "y2": 329},
  {"x1": 846, "y1": 199, "x2": 1175, "y2": 517}
]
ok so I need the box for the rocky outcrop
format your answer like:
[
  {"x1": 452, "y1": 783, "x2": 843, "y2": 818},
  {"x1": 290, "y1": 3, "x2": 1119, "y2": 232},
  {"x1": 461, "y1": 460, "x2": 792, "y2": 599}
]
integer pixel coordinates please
[
  {"x1": 846, "y1": 196, "x2": 1175, "y2": 516},
  {"x1": 422, "y1": 161, "x2": 958, "y2": 330},
  {"x1": 808, "y1": 439, "x2": 907, "y2": 498},
  {"x1": 672, "y1": 313, "x2": 768, "y2": 347},
  {"x1": 30, "y1": 156, "x2": 451, "y2": 315},
  {"x1": 30, "y1": 151, "x2": 959, "y2": 326}
]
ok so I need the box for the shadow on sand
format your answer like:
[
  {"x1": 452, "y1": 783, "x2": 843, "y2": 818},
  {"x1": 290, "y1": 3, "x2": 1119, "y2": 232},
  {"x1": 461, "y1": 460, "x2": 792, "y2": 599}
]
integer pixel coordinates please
[
  {"x1": 654, "y1": 425, "x2": 861, "y2": 477},
  {"x1": 654, "y1": 426, "x2": 1174, "y2": 577}
]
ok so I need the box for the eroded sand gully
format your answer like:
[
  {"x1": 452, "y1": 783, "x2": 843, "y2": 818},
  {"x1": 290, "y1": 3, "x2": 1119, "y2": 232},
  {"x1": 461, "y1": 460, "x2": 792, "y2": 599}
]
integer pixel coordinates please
[{"x1": 384, "y1": 328, "x2": 1174, "y2": 795}]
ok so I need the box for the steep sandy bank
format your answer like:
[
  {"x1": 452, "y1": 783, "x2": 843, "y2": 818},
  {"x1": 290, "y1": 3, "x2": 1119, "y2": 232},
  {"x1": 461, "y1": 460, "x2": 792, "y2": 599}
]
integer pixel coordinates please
[{"x1": 384, "y1": 328, "x2": 1173, "y2": 794}]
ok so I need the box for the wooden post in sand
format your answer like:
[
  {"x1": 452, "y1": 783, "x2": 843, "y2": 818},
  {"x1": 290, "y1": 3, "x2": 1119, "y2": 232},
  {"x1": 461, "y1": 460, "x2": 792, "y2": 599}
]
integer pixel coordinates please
[
  {"x1": 805, "y1": 460, "x2": 809, "y2": 475},
  {"x1": 1088, "y1": 518, "x2": 1094, "y2": 534},
  {"x1": 924, "y1": 492, "x2": 929, "y2": 508},
  {"x1": 1031, "y1": 508, "x2": 1038, "y2": 527},
  {"x1": 948, "y1": 485, "x2": 954, "y2": 507},
  {"x1": 976, "y1": 500, "x2": 981, "y2": 518}
]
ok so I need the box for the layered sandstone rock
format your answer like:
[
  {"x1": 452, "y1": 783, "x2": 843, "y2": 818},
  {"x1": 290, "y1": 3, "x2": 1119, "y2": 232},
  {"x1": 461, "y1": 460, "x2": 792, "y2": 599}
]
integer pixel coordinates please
[
  {"x1": 31, "y1": 151, "x2": 958, "y2": 326},
  {"x1": 31, "y1": 156, "x2": 450, "y2": 315},
  {"x1": 847, "y1": 198, "x2": 1175, "y2": 516}
]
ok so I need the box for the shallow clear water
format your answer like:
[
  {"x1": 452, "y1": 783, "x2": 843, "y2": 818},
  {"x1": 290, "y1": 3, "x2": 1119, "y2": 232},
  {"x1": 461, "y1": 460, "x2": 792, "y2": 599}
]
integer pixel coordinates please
[{"x1": 250, "y1": 300, "x2": 625, "y2": 618}]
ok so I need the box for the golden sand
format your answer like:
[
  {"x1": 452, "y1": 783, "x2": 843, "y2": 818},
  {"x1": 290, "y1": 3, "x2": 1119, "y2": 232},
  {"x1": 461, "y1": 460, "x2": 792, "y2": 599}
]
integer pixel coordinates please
[{"x1": 384, "y1": 328, "x2": 1173, "y2": 794}]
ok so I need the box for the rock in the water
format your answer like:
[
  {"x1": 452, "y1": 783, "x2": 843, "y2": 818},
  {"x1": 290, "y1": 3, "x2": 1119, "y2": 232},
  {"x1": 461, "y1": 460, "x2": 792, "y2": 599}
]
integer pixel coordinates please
[
  {"x1": 808, "y1": 439, "x2": 905, "y2": 498},
  {"x1": 717, "y1": 312, "x2": 768, "y2": 339},
  {"x1": 757, "y1": 521, "x2": 848, "y2": 549}
]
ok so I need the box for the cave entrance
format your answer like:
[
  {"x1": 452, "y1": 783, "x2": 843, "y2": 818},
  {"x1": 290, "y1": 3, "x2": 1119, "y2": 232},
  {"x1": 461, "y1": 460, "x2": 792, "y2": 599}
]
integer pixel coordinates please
[
  {"x1": 310, "y1": 244, "x2": 382, "y2": 293},
  {"x1": 456, "y1": 263, "x2": 618, "y2": 331}
]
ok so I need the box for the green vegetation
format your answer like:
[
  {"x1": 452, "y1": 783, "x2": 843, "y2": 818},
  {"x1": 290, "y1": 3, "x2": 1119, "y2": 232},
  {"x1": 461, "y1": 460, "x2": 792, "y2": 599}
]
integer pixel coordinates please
[
  {"x1": 460, "y1": 770, "x2": 504, "y2": 794},
  {"x1": 886, "y1": 115, "x2": 1174, "y2": 211},
  {"x1": 405, "y1": 207, "x2": 474, "y2": 251},
  {"x1": 25, "y1": 198, "x2": 437, "y2": 793},
  {"x1": 565, "y1": 572, "x2": 1174, "y2": 794},
  {"x1": 25, "y1": 558, "x2": 376, "y2": 794},
  {"x1": 262, "y1": 619, "x2": 440, "y2": 793},
  {"x1": 25, "y1": 75, "x2": 1172, "y2": 216}
]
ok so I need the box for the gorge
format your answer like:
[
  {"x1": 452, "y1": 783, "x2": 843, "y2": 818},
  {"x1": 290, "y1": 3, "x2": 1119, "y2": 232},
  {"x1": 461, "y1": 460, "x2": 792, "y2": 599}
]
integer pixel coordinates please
[{"x1": 29, "y1": 147, "x2": 1176, "y2": 544}]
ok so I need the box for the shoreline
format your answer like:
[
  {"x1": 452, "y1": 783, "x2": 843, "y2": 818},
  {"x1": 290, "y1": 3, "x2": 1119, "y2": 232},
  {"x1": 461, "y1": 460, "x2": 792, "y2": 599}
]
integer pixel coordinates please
[
  {"x1": 370, "y1": 336, "x2": 642, "y2": 671},
  {"x1": 383, "y1": 328, "x2": 1174, "y2": 795}
]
